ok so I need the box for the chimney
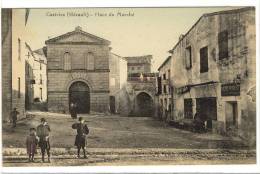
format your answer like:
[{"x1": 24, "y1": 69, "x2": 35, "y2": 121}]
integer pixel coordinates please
[{"x1": 75, "y1": 26, "x2": 82, "y2": 31}]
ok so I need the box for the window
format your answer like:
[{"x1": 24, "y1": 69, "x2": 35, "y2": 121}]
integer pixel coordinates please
[
  {"x1": 40, "y1": 88, "x2": 43, "y2": 100},
  {"x1": 18, "y1": 39, "x2": 21, "y2": 60},
  {"x1": 40, "y1": 74, "x2": 42, "y2": 84},
  {"x1": 85, "y1": 52, "x2": 95, "y2": 70},
  {"x1": 137, "y1": 66, "x2": 141, "y2": 70},
  {"x1": 164, "y1": 98, "x2": 167, "y2": 109},
  {"x1": 131, "y1": 67, "x2": 135, "y2": 70},
  {"x1": 40, "y1": 63, "x2": 42, "y2": 70},
  {"x1": 63, "y1": 52, "x2": 71, "y2": 70},
  {"x1": 184, "y1": 99, "x2": 193, "y2": 119},
  {"x1": 163, "y1": 73, "x2": 166, "y2": 80},
  {"x1": 185, "y1": 46, "x2": 192, "y2": 69},
  {"x1": 163, "y1": 85, "x2": 167, "y2": 94},
  {"x1": 218, "y1": 30, "x2": 228, "y2": 60},
  {"x1": 18, "y1": 77, "x2": 21, "y2": 98},
  {"x1": 200, "y1": 46, "x2": 208, "y2": 73},
  {"x1": 168, "y1": 69, "x2": 171, "y2": 79},
  {"x1": 157, "y1": 76, "x2": 162, "y2": 95}
]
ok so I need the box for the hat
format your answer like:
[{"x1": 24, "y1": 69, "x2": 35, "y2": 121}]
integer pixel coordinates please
[
  {"x1": 41, "y1": 118, "x2": 46, "y2": 122},
  {"x1": 79, "y1": 117, "x2": 83, "y2": 121}
]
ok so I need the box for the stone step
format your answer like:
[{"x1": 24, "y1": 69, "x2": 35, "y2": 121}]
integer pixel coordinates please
[{"x1": 3, "y1": 147, "x2": 256, "y2": 156}]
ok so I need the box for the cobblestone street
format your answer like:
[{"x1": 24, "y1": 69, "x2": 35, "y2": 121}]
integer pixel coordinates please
[{"x1": 2, "y1": 111, "x2": 255, "y2": 166}]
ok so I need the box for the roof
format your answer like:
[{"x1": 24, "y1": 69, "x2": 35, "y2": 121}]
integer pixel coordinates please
[
  {"x1": 45, "y1": 26, "x2": 111, "y2": 45},
  {"x1": 168, "y1": 7, "x2": 254, "y2": 53},
  {"x1": 34, "y1": 46, "x2": 47, "y2": 58},
  {"x1": 124, "y1": 55, "x2": 153, "y2": 60},
  {"x1": 158, "y1": 56, "x2": 172, "y2": 71},
  {"x1": 25, "y1": 43, "x2": 47, "y2": 64}
]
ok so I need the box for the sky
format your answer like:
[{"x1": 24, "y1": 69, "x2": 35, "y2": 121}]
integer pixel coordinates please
[{"x1": 22, "y1": 7, "x2": 239, "y2": 71}]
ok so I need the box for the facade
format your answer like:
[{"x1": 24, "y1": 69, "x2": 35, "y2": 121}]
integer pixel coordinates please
[
  {"x1": 2, "y1": 9, "x2": 13, "y2": 122},
  {"x1": 117, "y1": 55, "x2": 158, "y2": 117},
  {"x1": 2, "y1": 9, "x2": 29, "y2": 121},
  {"x1": 109, "y1": 53, "x2": 127, "y2": 113},
  {"x1": 46, "y1": 26, "x2": 111, "y2": 114},
  {"x1": 157, "y1": 56, "x2": 173, "y2": 121},
  {"x1": 124, "y1": 55, "x2": 152, "y2": 74},
  {"x1": 167, "y1": 7, "x2": 255, "y2": 144},
  {"x1": 24, "y1": 43, "x2": 47, "y2": 110},
  {"x1": 33, "y1": 47, "x2": 47, "y2": 102},
  {"x1": 118, "y1": 73, "x2": 158, "y2": 117}
]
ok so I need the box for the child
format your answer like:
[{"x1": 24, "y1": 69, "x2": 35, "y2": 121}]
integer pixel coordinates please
[{"x1": 26, "y1": 128, "x2": 39, "y2": 162}]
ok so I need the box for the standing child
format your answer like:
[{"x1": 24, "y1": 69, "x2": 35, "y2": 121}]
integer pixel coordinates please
[
  {"x1": 26, "y1": 128, "x2": 39, "y2": 162},
  {"x1": 72, "y1": 117, "x2": 89, "y2": 158}
]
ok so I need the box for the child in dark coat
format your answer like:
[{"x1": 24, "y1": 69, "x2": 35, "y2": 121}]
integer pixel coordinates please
[
  {"x1": 26, "y1": 128, "x2": 39, "y2": 162},
  {"x1": 72, "y1": 117, "x2": 89, "y2": 158}
]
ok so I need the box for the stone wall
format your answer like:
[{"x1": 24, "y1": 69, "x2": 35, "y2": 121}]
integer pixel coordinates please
[
  {"x1": 158, "y1": 56, "x2": 172, "y2": 121},
  {"x1": 11, "y1": 9, "x2": 27, "y2": 119},
  {"x1": 118, "y1": 81, "x2": 157, "y2": 116},
  {"x1": 1, "y1": 9, "x2": 12, "y2": 122},
  {"x1": 47, "y1": 44, "x2": 109, "y2": 70},
  {"x1": 169, "y1": 8, "x2": 255, "y2": 143},
  {"x1": 46, "y1": 28, "x2": 111, "y2": 114},
  {"x1": 47, "y1": 71, "x2": 109, "y2": 113}
]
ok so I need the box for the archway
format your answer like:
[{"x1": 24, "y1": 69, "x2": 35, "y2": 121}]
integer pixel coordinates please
[
  {"x1": 135, "y1": 92, "x2": 154, "y2": 117},
  {"x1": 69, "y1": 81, "x2": 90, "y2": 113}
]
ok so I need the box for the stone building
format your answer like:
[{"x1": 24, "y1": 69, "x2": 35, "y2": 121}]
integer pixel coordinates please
[
  {"x1": 33, "y1": 47, "x2": 48, "y2": 102},
  {"x1": 118, "y1": 55, "x2": 158, "y2": 117},
  {"x1": 25, "y1": 43, "x2": 47, "y2": 110},
  {"x1": 2, "y1": 9, "x2": 29, "y2": 121},
  {"x1": 124, "y1": 55, "x2": 152, "y2": 74},
  {"x1": 109, "y1": 53, "x2": 127, "y2": 113},
  {"x1": 157, "y1": 56, "x2": 173, "y2": 121},
  {"x1": 167, "y1": 7, "x2": 255, "y2": 145},
  {"x1": 45, "y1": 26, "x2": 111, "y2": 114}
]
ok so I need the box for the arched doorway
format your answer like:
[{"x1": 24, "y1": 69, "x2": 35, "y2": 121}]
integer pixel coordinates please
[
  {"x1": 135, "y1": 92, "x2": 154, "y2": 117},
  {"x1": 69, "y1": 81, "x2": 90, "y2": 114}
]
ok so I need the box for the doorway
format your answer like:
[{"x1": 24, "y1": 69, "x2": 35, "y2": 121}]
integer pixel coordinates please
[
  {"x1": 135, "y1": 92, "x2": 154, "y2": 117},
  {"x1": 225, "y1": 101, "x2": 238, "y2": 131},
  {"x1": 196, "y1": 97, "x2": 217, "y2": 130},
  {"x1": 69, "y1": 81, "x2": 90, "y2": 114}
]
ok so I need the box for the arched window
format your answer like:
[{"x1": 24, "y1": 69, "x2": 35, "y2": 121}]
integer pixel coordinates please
[
  {"x1": 85, "y1": 52, "x2": 94, "y2": 70},
  {"x1": 64, "y1": 52, "x2": 71, "y2": 70}
]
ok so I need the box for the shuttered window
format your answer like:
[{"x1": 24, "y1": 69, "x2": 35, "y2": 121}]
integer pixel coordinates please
[
  {"x1": 200, "y1": 46, "x2": 208, "y2": 73},
  {"x1": 157, "y1": 76, "x2": 162, "y2": 95},
  {"x1": 185, "y1": 46, "x2": 192, "y2": 69},
  {"x1": 218, "y1": 30, "x2": 228, "y2": 60}
]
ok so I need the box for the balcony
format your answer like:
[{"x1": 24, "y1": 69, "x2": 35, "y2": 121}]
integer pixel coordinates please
[{"x1": 127, "y1": 73, "x2": 157, "y2": 83}]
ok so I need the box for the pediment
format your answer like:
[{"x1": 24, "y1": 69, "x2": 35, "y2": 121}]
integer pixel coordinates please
[
  {"x1": 56, "y1": 33, "x2": 100, "y2": 43},
  {"x1": 45, "y1": 28, "x2": 110, "y2": 45}
]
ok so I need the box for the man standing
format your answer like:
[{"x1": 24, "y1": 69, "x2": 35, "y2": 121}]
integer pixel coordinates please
[
  {"x1": 10, "y1": 108, "x2": 19, "y2": 128},
  {"x1": 72, "y1": 117, "x2": 89, "y2": 158},
  {"x1": 36, "y1": 118, "x2": 51, "y2": 162}
]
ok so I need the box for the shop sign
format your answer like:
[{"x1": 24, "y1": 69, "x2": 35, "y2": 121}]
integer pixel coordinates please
[
  {"x1": 177, "y1": 86, "x2": 190, "y2": 94},
  {"x1": 221, "y1": 83, "x2": 240, "y2": 96}
]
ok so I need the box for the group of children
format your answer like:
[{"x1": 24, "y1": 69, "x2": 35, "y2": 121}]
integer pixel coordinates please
[{"x1": 25, "y1": 116, "x2": 89, "y2": 162}]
